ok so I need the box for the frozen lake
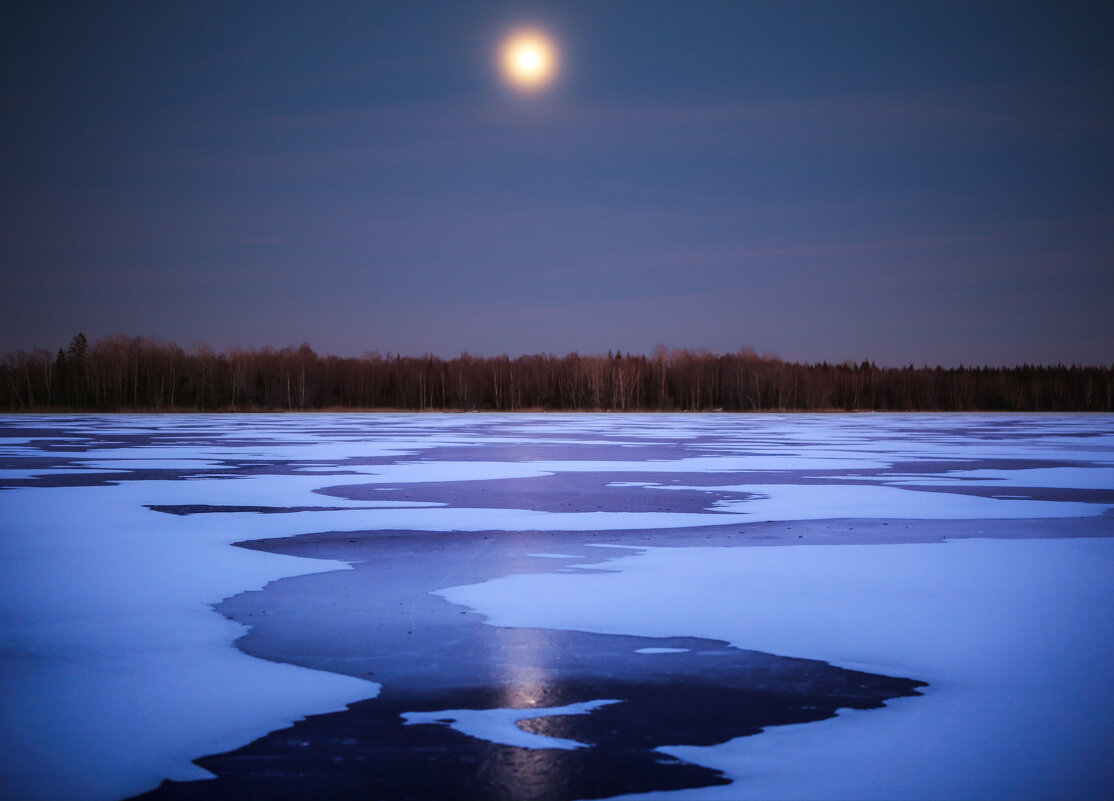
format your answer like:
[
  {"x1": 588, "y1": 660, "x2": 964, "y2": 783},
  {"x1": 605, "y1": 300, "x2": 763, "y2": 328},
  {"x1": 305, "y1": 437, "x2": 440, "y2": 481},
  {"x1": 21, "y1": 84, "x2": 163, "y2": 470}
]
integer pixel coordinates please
[{"x1": 1, "y1": 413, "x2": 1113, "y2": 800}]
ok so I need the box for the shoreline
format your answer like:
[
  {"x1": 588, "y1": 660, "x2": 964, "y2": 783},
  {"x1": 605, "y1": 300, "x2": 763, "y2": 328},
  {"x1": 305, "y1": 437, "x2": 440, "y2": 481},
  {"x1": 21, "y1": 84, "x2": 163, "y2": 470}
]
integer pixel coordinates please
[{"x1": 6, "y1": 408, "x2": 1114, "y2": 415}]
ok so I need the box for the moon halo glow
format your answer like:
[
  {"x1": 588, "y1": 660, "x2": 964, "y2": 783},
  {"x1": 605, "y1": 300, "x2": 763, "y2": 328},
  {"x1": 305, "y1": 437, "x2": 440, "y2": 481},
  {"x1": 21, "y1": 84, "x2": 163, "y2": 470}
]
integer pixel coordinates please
[{"x1": 498, "y1": 29, "x2": 558, "y2": 91}]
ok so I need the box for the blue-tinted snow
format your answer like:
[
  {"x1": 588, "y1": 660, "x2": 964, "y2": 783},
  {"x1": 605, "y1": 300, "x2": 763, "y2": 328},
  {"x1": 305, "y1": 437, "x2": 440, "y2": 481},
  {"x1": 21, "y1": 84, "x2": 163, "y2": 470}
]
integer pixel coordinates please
[
  {"x1": 1, "y1": 412, "x2": 1113, "y2": 801},
  {"x1": 402, "y1": 699, "x2": 623, "y2": 750},
  {"x1": 451, "y1": 538, "x2": 1111, "y2": 801}
]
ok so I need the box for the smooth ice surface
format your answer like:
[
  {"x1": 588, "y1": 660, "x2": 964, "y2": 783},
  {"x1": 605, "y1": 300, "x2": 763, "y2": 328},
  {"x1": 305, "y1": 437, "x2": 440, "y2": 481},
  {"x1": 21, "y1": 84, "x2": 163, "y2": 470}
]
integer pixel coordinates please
[
  {"x1": 440, "y1": 538, "x2": 1114, "y2": 800},
  {"x1": 402, "y1": 699, "x2": 623, "y2": 750}
]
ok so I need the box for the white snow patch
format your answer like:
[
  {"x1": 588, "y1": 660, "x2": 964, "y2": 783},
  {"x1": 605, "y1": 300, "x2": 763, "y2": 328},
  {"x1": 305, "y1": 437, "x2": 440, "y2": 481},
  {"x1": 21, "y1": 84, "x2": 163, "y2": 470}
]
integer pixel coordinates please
[
  {"x1": 0, "y1": 483, "x2": 379, "y2": 801},
  {"x1": 706, "y1": 482, "x2": 1110, "y2": 519},
  {"x1": 885, "y1": 466, "x2": 1114, "y2": 490},
  {"x1": 634, "y1": 648, "x2": 690, "y2": 655},
  {"x1": 401, "y1": 699, "x2": 622, "y2": 750}
]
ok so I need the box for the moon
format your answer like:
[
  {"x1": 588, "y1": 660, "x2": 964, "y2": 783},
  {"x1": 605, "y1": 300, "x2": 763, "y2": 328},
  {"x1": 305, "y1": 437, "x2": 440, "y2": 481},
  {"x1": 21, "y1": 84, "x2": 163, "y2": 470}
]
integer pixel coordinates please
[{"x1": 498, "y1": 29, "x2": 558, "y2": 91}]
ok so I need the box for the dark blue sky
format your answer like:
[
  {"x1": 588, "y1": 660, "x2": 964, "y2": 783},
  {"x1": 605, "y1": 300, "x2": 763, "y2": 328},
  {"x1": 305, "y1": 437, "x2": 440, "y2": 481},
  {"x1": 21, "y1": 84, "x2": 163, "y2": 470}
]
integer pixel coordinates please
[{"x1": 3, "y1": 1, "x2": 1112, "y2": 366}]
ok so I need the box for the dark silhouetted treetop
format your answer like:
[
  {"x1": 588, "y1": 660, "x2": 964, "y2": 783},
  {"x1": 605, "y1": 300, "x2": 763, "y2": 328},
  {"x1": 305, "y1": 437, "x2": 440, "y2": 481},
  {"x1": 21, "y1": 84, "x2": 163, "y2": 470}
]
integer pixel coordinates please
[{"x1": 1, "y1": 334, "x2": 1111, "y2": 412}]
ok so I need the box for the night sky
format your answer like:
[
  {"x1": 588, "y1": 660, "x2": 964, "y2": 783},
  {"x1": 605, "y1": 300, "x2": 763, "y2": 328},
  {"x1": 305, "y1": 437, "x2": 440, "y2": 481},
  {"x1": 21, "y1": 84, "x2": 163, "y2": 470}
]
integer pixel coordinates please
[{"x1": 3, "y1": 1, "x2": 1112, "y2": 366}]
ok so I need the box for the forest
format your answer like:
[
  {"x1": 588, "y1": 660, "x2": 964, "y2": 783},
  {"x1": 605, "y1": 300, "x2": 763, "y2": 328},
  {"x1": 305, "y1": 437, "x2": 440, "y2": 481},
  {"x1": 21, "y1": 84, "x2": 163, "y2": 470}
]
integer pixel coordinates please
[{"x1": 2, "y1": 333, "x2": 1112, "y2": 412}]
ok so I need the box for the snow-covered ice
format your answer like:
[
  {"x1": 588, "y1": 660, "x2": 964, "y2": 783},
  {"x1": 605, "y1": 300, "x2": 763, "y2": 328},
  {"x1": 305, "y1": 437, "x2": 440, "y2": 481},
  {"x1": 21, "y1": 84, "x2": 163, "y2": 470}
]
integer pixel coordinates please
[
  {"x1": 0, "y1": 483, "x2": 380, "y2": 801},
  {"x1": 402, "y1": 699, "x2": 623, "y2": 750},
  {"x1": 440, "y1": 538, "x2": 1114, "y2": 800},
  {"x1": 1, "y1": 412, "x2": 1112, "y2": 801}
]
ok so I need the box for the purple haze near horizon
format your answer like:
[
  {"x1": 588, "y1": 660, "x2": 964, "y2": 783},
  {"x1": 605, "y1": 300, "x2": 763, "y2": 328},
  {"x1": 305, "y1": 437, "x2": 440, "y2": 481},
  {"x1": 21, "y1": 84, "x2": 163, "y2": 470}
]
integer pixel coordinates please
[{"x1": 1, "y1": 1, "x2": 1112, "y2": 367}]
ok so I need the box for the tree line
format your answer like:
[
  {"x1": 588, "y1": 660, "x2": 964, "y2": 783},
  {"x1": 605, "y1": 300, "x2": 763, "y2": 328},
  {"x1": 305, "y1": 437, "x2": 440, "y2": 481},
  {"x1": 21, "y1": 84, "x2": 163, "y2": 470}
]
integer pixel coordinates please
[{"x1": 2, "y1": 333, "x2": 1112, "y2": 412}]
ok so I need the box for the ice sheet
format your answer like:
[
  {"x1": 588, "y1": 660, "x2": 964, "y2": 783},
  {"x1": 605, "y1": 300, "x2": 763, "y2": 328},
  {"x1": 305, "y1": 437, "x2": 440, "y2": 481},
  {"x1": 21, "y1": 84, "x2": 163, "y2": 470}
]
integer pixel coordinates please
[
  {"x1": 440, "y1": 538, "x2": 1114, "y2": 800},
  {"x1": 885, "y1": 466, "x2": 1114, "y2": 489},
  {"x1": 2, "y1": 412, "x2": 1112, "y2": 801},
  {"x1": 706, "y1": 482, "x2": 1110, "y2": 519}
]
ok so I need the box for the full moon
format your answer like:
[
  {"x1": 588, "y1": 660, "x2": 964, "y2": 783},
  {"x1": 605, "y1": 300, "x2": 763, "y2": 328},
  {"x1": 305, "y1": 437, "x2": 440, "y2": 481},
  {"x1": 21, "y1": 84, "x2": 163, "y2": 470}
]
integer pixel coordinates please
[{"x1": 498, "y1": 29, "x2": 558, "y2": 91}]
